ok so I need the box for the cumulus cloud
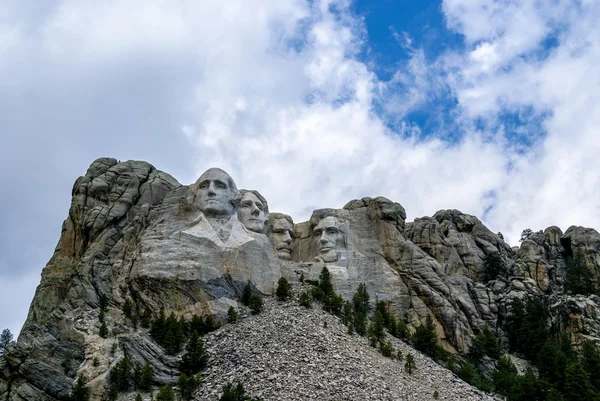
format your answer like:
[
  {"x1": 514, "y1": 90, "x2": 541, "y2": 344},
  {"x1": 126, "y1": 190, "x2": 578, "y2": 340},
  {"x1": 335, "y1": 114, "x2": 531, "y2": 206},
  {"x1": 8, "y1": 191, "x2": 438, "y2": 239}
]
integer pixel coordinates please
[{"x1": 1, "y1": 0, "x2": 599, "y2": 335}]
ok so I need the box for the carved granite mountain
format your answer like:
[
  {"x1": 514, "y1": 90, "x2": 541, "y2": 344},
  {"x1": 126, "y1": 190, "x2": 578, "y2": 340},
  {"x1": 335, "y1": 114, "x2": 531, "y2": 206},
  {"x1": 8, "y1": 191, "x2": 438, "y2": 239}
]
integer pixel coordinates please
[{"x1": 2, "y1": 158, "x2": 600, "y2": 400}]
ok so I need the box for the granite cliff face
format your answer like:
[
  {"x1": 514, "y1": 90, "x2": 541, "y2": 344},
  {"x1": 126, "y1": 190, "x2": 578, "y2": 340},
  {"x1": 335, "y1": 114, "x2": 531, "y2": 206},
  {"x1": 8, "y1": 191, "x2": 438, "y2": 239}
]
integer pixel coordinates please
[{"x1": 2, "y1": 158, "x2": 600, "y2": 400}]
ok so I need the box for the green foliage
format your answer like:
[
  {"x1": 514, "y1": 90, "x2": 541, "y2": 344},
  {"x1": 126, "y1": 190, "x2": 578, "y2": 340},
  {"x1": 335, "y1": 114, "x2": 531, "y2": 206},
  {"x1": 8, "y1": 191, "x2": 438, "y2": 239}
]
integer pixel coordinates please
[
  {"x1": 298, "y1": 291, "x2": 312, "y2": 308},
  {"x1": 565, "y1": 253, "x2": 595, "y2": 296},
  {"x1": 375, "y1": 301, "x2": 391, "y2": 328},
  {"x1": 150, "y1": 311, "x2": 186, "y2": 354},
  {"x1": 323, "y1": 293, "x2": 344, "y2": 316},
  {"x1": 135, "y1": 363, "x2": 154, "y2": 391},
  {"x1": 99, "y1": 321, "x2": 108, "y2": 338},
  {"x1": 404, "y1": 353, "x2": 416, "y2": 374},
  {"x1": 227, "y1": 306, "x2": 239, "y2": 323},
  {"x1": 109, "y1": 356, "x2": 133, "y2": 391},
  {"x1": 352, "y1": 283, "x2": 371, "y2": 315},
  {"x1": 318, "y1": 267, "x2": 335, "y2": 298},
  {"x1": 564, "y1": 362, "x2": 594, "y2": 401},
  {"x1": 0, "y1": 328, "x2": 13, "y2": 356},
  {"x1": 248, "y1": 294, "x2": 264, "y2": 314},
  {"x1": 368, "y1": 311, "x2": 385, "y2": 340},
  {"x1": 492, "y1": 356, "x2": 518, "y2": 395},
  {"x1": 156, "y1": 385, "x2": 176, "y2": 401},
  {"x1": 141, "y1": 307, "x2": 152, "y2": 328},
  {"x1": 378, "y1": 339, "x2": 394, "y2": 358},
  {"x1": 536, "y1": 339, "x2": 567, "y2": 391},
  {"x1": 188, "y1": 314, "x2": 220, "y2": 336},
  {"x1": 412, "y1": 315, "x2": 439, "y2": 359},
  {"x1": 506, "y1": 297, "x2": 549, "y2": 360},
  {"x1": 369, "y1": 334, "x2": 378, "y2": 348},
  {"x1": 135, "y1": 394, "x2": 143, "y2": 401},
  {"x1": 520, "y1": 228, "x2": 533, "y2": 242},
  {"x1": 181, "y1": 331, "x2": 208, "y2": 376},
  {"x1": 353, "y1": 310, "x2": 367, "y2": 336},
  {"x1": 70, "y1": 375, "x2": 89, "y2": 401},
  {"x1": 177, "y1": 373, "x2": 201, "y2": 401},
  {"x1": 458, "y1": 362, "x2": 492, "y2": 393},
  {"x1": 242, "y1": 282, "x2": 253, "y2": 306},
  {"x1": 482, "y1": 252, "x2": 506, "y2": 282},
  {"x1": 276, "y1": 277, "x2": 292, "y2": 301},
  {"x1": 580, "y1": 340, "x2": 600, "y2": 392},
  {"x1": 219, "y1": 382, "x2": 262, "y2": 401},
  {"x1": 433, "y1": 390, "x2": 439, "y2": 399},
  {"x1": 468, "y1": 325, "x2": 501, "y2": 362}
]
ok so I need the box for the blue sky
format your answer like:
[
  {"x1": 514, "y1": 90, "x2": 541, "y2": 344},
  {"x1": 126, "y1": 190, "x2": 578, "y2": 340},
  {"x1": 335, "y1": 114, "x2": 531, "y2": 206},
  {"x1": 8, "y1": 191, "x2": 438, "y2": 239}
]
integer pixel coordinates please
[{"x1": 1, "y1": 0, "x2": 599, "y2": 337}]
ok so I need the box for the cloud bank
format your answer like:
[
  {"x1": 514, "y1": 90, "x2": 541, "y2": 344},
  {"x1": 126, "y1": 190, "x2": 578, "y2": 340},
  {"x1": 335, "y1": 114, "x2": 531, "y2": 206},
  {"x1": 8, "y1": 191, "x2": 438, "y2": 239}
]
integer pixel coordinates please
[{"x1": 1, "y1": 0, "x2": 599, "y2": 336}]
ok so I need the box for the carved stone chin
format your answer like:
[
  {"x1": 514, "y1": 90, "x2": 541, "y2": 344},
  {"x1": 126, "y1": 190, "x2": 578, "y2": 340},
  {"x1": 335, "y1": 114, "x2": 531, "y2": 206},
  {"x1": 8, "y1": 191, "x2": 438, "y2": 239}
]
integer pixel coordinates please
[{"x1": 317, "y1": 250, "x2": 339, "y2": 263}]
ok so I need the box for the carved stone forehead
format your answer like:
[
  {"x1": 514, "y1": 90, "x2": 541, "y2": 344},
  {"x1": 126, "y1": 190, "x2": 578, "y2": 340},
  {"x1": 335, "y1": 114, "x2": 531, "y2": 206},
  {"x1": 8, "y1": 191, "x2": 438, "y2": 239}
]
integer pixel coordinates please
[
  {"x1": 315, "y1": 216, "x2": 342, "y2": 229},
  {"x1": 272, "y1": 216, "x2": 293, "y2": 231},
  {"x1": 196, "y1": 167, "x2": 237, "y2": 190}
]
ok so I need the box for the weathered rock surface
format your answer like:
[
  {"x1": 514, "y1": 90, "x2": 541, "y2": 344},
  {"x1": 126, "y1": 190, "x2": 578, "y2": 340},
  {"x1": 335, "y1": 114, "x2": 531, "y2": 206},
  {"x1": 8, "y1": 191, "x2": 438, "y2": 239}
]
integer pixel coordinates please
[{"x1": 3, "y1": 158, "x2": 600, "y2": 400}]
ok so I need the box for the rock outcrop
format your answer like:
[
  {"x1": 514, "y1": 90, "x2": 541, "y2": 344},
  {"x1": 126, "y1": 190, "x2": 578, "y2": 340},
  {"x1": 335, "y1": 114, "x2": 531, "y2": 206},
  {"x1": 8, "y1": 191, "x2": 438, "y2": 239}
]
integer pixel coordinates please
[{"x1": 2, "y1": 158, "x2": 600, "y2": 400}]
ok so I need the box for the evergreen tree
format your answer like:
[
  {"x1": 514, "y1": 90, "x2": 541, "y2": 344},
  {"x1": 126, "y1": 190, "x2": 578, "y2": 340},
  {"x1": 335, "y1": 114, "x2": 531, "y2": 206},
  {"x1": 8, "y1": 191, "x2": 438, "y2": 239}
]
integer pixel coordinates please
[
  {"x1": 506, "y1": 298, "x2": 525, "y2": 352},
  {"x1": 298, "y1": 291, "x2": 312, "y2": 308},
  {"x1": 580, "y1": 340, "x2": 600, "y2": 392},
  {"x1": 109, "y1": 356, "x2": 133, "y2": 391},
  {"x1": 248, "y1": 294, "x2": 264, "y2": 314},
  {"x1": 276, "y1": 277, "x2": 291, "y2": 301},
  {"x1": 156, "y1": 385, "x2": 175, "y2": 401},
  {"x1": 369, "y1": 311, "x2": 385, "y2": 340},
  {"x1": 0, "y1": 328, "x2": 13, "y2": 356},
  {"x1": 242, "y1": 282, "x2": 253, "y2": 306},
  {"x1": 412, "y1": 315, "x2": 438, "y2": 359},
  {"x1": 219, "y1": 382, "x2": 262, "y2": 401},
  {"x1": 492, "y1": 356, "x2": 518, "y2": 395},
  {"x1": 536, "y1": 339, "x2": 567, "y2": 391},
  {"x1": 565, "y1": 253, "x2": 594, "y2": 296},
  {"x1": 352, "y1": 284, "x2": 371, "y2": 315},
  {"x1": 564, "y1": 362, "x2": 594, "y2": 401},
  {"x1": 520, "y1": 229, "x2": 533, "y2": 242},
  {"x1": 375, "y1": 301, "x2": 391, "y2": 328},
  {"x1": 177, "y1": 373, "x2": 200, "y2": 401},
  {"x1": 468, "y1": 325, "x2": 501, "y2": 362},
  {"x1": 123, "y1": 299, "x2": 133, "y2": 319},
  {"x1": 70, "y1": 375, "x2": 90, "y2": 401},
  {"x1": 227, "y1": 306, "x2": 239, "y2": 323},
  {"x1": 353, "y1": 310, "x2": 367, "y2": 336},
  {"x1": 404, "y1": 353, "x2": 416, "y2": 374},
  {"x1": 482, "y1": 252, "x2": 506, "y2": 281},
  {"x1": 180, "y1": 331, "x2": 208, "y2": 376},
  {"x1": 99, "y1": 321, "x2": 108, "y2": 338},
  {"x1": 318, "y1": 267, "x2": 335, "y2": 298},
  {"x1": 139, "y1": 363, "x2": 154, "y2": 391},
  {"x1": 323, "y1": 294, "x2": 344, "y2": 316}
]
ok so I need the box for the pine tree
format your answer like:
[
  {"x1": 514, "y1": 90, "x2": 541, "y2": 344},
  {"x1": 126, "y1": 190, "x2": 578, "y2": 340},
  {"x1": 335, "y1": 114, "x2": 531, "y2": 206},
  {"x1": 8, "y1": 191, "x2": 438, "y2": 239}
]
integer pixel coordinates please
[
  {"x1": 0, "y1": 328, "x2": 13, "y2": 356},
  {"x1": 242, "y1": 282, "x2": 253, "y2": 306},
  {"x1": 156, "y1": 385, "x2": 175, "y2": 401},
  {"x1": 352, "y1": 283, "x2": 371, "y2": 315},
  {"x1": 181, "y1": 331, "x2": 208, "y2": 376},
  {"x1": 580, "y1": 340, "x2": 600, "y2": 392},
  {"x1": 139, "y1": 363, "x2": 154, "y2": 391},
  {"x1": 227, "y1": 306, "x2": 239, "y2": 323},
  {"x1": 565, "y1": 253, "x2": 594, "y2": 296},
  {"x1": 318, "y1": 267, "x2": 334, "y2": 298},
  {"x1": 276, "y1": 277, "x2": 291, "y2": 301},
  {"x1": 248, "y1": 294, "x2": 264, "y2": 314},
  {"x1": 492, "y1": 356, "x2": 517, "y2": 395},
  {"x1": 70, "y1": 375, "x2": 90, "y2": 401},
  {"x1": 481, "y1": 252, "x2": 505, "y2": 281},
  {"x1": 298, "y1": 291, "x2": 312, "y2": 308},
  {"x1": 564, "y1": 362, "x2": 594, "y2": 401},
  {"x1": 369, "y1": 311, "x2": 385, "y2": 340},
  {"x1": 404, "y1": 353, "x2": 416, "y2": 374},
  {"x1": 412, "y1": 315, "x2": 438, "y2": 358},
  {"x1": 177, "y1": 373, "x2": 200, "y2": 401},
  {"x1": 108, "y1": 356, "x2": 133, "y2": 391}
]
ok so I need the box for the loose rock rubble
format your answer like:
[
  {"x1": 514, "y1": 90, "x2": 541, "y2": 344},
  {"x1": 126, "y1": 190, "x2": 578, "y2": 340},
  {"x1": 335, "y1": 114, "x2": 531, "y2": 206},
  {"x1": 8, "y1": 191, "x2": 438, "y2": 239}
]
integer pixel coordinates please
[{"x1": 196, "y1": 290, "x2": 496, "y2": 401}]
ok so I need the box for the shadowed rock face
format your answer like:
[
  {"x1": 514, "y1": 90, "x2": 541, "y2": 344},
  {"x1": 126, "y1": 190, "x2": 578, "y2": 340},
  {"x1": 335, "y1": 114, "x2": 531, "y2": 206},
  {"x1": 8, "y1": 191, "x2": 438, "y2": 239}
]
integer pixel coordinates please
[{"x1": 3, "y1": 159, "x2": 600, "y2": 401}]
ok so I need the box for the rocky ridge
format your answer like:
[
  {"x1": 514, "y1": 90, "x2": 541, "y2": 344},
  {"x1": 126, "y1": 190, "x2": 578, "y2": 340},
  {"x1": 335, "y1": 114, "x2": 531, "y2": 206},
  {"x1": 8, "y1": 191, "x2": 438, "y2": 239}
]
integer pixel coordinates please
[{"x1": 2, "y1": 157, "x2": 600, "y2": 400}]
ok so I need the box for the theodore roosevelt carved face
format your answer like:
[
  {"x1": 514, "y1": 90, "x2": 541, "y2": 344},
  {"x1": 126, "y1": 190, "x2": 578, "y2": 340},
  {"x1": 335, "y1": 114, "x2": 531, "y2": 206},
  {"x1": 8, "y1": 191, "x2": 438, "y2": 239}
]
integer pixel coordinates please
[
  {"x1": 313, "y1": 216, "x2": 347, "y2": 262},
  {"x1": 194, "y1": 168, "x2": 239, "y2": 219},
  {"x1": 238, "y1": 190, "x2": 269, "y2": 233},
  {"x1": 268, "y1": 213, "x2": 294, "y2": 260}
]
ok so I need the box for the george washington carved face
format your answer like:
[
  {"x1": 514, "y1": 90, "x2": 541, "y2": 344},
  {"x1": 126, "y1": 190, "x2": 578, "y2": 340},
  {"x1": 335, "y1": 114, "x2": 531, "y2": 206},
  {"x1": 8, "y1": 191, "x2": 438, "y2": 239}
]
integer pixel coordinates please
[{"x1": 195, "y1": 168, "x2": 238, "y2": 218}]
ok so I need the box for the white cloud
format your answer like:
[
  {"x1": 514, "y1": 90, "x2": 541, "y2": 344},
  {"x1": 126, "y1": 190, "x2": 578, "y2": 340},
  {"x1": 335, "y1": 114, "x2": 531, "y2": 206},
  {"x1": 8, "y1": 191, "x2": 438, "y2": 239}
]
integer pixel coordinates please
[{"x1": 1, "y1": 0, "x2": 600, "y2": 335}]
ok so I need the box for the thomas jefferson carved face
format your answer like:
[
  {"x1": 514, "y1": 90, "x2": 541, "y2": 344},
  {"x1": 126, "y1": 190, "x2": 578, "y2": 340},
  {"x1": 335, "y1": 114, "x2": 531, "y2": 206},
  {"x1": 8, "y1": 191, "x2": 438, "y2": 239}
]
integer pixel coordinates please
[
  {"x1": 195, "y1": 168, "x2": 238, "y2": 218},
  {"x1": 238, "y1": 191, "x2": 267, "y2": 233},
  {"x1": 269, "y1": 214, "x2": 294, "y2": 260},
  {"x1": 313, "y1": 216, "x2": 347, "y2": 262}
]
